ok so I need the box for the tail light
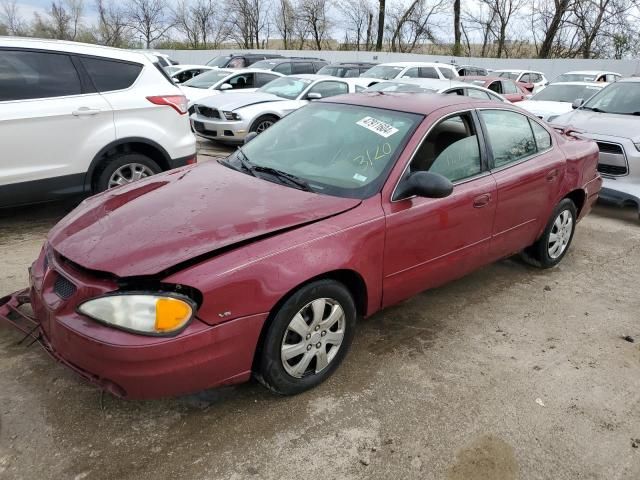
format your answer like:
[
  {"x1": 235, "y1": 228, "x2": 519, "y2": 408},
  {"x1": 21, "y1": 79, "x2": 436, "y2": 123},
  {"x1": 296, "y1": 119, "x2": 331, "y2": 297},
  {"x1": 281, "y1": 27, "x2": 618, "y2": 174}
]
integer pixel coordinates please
[{"x1": 146, "y1": 95, "x2": 188, "y2": 115}]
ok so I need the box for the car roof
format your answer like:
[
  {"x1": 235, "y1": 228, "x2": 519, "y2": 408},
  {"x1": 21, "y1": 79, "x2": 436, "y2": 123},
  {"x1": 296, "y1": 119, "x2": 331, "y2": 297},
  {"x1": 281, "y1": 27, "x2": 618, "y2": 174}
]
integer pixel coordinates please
[
  {"x1": 323, "y1": 92, "x2": 498, "y2": 115},
  {"x1": 378, "y1": 61, "x2": 455, "y2": 68},
  {"x1": 618, "y1": 77, "x2": 640, "y2": 83},
  {"x1": 546, "y1": 81, "x2": 604, "y2": 86},
  {"x1": 375, "y1": 78, "x2": 468, "y2": 89},
  {"x1": 324, "y1": 62, "x2": 377, "y2": 67},
  {"x1": 462, "y1": 76, "x2": 504, "y2": 82},
  {"x1": 562, "y1": 70, "x2": 619, "y2": 75},
  {"x1": 495, "y1": 69, "x2": 544, "y2": 74},
  {"x1": 172, "y1": 64, "x2": 212, "y2": 70},
  {"x1": 258, "y1": 58, "x2": 325, "y2": 64},
  {"x1": 0, "y1": 36, "x2": 152, "y2": 64}
]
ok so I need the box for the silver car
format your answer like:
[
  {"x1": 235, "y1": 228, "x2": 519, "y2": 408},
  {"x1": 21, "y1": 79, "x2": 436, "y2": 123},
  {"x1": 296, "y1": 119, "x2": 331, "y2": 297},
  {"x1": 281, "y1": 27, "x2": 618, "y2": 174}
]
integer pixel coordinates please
[
  {"x1": 365, "y1": 78, "x2": 508, "y2": 102},
  {"x1": 552, "y1": 78, "x2": 640, "y2": 216},
  {"x1": 518, "y1": 82, "x2": 604, "y2": 122},
  {"x1": 190, "y1": 75, "x2": 372, "y2": 144}
]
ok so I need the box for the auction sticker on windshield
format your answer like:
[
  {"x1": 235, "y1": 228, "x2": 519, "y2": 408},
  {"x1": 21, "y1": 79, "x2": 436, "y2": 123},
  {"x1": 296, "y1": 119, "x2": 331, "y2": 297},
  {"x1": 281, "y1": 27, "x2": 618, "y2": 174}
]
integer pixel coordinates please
[{"x1": 357, "y1": 117, "x2": 399, "y2": 138}]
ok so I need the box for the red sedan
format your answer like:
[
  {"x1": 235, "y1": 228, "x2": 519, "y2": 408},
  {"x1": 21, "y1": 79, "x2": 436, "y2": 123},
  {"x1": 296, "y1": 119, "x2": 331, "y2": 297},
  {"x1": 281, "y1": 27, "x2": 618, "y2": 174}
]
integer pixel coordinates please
[
  {"x1": 0, "y1": 93, "x2": 602, "y2": 399},
  {"x1": 461, "y1": 76, "x2": 529, "y2": 102}
]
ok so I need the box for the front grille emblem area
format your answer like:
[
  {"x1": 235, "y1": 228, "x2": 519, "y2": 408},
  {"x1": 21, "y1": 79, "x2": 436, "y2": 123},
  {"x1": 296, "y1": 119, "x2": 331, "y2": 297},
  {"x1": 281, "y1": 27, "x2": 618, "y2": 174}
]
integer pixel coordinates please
[{"x1": 53, "y1": 274, "x2": 76, "y2": 300}]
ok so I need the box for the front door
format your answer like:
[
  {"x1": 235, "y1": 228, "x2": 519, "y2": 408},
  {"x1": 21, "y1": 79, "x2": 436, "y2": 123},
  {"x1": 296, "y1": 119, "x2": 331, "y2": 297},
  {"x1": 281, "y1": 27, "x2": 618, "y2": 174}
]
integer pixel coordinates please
[{"x1": 382, "y1": 110, "x2": 497, "y2": 307}]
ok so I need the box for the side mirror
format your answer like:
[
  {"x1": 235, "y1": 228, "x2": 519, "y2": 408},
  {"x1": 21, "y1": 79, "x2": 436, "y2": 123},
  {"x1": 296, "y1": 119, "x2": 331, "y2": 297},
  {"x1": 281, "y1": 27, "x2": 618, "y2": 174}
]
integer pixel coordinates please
[
  {"x1": 307, "y1": 92, "x2": 322, "y2": 100},
  {"x1": 219, "y1": 83, "x2": 233, "y2": 91},
  {"x1": 572, "y1": 98, "x2": 584, "y2": 109},
  {"x1": 244, "y1": 131, "x2": 258, "y2": 144},
  {"x1": 394, "y1": 171, "x2": 453, "y2": 200}
]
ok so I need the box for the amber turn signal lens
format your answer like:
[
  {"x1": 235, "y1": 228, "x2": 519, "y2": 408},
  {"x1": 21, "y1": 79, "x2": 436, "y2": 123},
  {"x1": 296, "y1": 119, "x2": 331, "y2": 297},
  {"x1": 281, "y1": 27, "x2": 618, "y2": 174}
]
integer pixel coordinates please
[{"x1": 155, "y1": 297, "x2": 193, "y2": 332}]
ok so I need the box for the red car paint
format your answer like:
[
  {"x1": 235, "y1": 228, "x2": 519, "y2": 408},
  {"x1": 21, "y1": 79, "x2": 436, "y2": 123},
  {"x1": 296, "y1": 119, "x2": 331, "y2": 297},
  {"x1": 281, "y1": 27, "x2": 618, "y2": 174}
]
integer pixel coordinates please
[
  {"x1": 0, "y1": 94, "x2": 602, "y2": 399},
  {"x1": 461, "y1": 76, "x2": 529, "y2": 102}
]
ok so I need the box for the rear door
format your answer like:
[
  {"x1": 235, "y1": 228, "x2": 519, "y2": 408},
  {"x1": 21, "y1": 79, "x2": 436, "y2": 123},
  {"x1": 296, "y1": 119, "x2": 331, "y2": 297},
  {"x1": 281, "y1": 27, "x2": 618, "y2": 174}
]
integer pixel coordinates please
[
  {"x1": 478, "y1": 108, "x2": 564, "y2": 260},
  {"x1": 0, "y1": 48, "x2": 114, "y2": 206}
]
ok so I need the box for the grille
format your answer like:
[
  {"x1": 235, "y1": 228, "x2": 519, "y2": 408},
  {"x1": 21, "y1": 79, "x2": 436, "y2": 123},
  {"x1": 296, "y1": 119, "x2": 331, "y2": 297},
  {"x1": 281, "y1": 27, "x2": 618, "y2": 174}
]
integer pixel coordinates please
[
  {"x1": 195, "y1": 106, "x2": 220, "y2": 118},
  {"x1": 596, "y1": 142, "x2": 623, "y2": 154},
  {"x1": 54, "y1": 274, "x2": 76, "y2": 300},
  {"x1": 597, "y1": 164, "x2": 628, "y2": 176}
]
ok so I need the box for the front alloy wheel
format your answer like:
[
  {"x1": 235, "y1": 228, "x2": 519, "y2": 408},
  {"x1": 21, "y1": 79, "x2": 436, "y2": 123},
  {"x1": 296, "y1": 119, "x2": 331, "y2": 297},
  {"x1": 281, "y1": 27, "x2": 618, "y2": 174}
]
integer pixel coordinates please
[
  {"x1": 547, "y1": 210, "x2": 573, "y2": 259},
  {"x1": 108, "y1": 163, "x2": 156, "y2": 189},
  {"x1": 257, "y1": 280, "x2": 356, "y2": 395}
]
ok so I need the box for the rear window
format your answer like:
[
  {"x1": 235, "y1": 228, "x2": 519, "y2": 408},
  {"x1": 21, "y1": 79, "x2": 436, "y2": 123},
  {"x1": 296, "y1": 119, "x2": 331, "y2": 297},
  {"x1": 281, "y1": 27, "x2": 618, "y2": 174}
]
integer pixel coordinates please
[
  {"x1": 80, "y1": 57, "x2": 143, "y2": 92},
  {"x1": 438, "y1": 67, "x2": 455, "y2": 79},
  {"x1": 0, "y1": 50, "x2": 82, "y2": 101}
]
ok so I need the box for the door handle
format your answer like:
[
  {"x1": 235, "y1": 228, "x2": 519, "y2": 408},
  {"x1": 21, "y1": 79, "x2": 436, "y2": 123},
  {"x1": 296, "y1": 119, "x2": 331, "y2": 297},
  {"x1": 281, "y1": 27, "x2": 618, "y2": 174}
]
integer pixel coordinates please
[
  {"x1": 473, "y1": 193, "x2": 492, "y2": 208},
  {"x1": 546, "y1": 169, "x2": 559, "y2": 181},
  {"x1": 72, "y1": 107, "x2": 101, "y2": 116}
]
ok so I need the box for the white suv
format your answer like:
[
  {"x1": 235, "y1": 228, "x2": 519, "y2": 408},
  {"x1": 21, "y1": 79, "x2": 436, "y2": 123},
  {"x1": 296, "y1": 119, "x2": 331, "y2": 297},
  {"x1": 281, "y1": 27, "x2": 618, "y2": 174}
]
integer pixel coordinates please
[
  {"x1": 0, "y1": 38, "x2": 197, "y2": 208},
  {"x1": 362, "y1": 62, "x2": 459, "y2": 81}
]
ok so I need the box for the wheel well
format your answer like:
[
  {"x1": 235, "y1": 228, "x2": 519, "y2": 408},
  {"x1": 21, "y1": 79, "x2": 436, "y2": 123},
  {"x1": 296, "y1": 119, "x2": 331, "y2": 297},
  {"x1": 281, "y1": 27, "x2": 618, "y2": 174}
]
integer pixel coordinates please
[
  {"x1": 89, "y1": 141, "x2": 171, "y2": 191},
  {"x1": 564, "y1": 189, "x2": 586, "y2": 216},
  {"x1": 251, "y1": 269, "x2": 368, "y2": 371}
]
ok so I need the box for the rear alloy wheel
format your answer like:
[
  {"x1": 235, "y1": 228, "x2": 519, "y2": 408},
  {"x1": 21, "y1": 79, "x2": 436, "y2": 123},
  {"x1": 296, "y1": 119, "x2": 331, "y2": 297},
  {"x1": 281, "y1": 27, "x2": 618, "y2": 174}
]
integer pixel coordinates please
[
  {"x1": 257, "y1": 280, "x2": 356, "y2": 395},
  {"x1": 250, "y1": 115, "x2": 278, "y2": 134},
  {"x1": 95, "y1": 153, "x2": 162, "y2": 193},
  {"x1": 521, "y1": 198, "x2": 577, "y2": 268}
]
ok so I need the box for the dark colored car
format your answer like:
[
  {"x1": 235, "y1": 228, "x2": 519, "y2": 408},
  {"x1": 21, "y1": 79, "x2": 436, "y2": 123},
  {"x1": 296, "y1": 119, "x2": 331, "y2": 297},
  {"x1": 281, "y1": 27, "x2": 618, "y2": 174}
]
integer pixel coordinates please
[
  {"x1": 1, "y1": 94, "x2": 601, "y2": 400},
  {"x1": 461, "y1": 76, "x2": 529, "y2": 102},
  {"x1": 317, "y1": 62, "x2": 378, "y2": 78},
  {"x1": 456, "y1": 65, "x2": 488, "y2": 76},
  {"x1": 206, "y1": 53, "x2": 283, "y2": 69},
  {"x1": 251, "y1": 58, "x2": 328, "y2": 75}
]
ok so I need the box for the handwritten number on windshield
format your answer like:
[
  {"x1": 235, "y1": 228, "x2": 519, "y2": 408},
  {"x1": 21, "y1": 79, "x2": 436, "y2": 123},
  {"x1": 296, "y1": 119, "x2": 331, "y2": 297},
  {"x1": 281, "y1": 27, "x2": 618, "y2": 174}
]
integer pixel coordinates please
[{"x1": 353, "y1": 143, "x2": 392, "y2": 169}]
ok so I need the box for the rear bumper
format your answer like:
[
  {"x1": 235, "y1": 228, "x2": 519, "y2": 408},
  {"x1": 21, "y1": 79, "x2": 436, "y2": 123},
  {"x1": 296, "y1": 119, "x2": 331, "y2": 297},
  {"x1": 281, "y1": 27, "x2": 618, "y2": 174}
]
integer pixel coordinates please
[
  {"x1": 0, "y1": 248, "x2": 268, "y2": 399},
  {"x1": 598, "y1": 178, "x2": 640, "y2": 212}
]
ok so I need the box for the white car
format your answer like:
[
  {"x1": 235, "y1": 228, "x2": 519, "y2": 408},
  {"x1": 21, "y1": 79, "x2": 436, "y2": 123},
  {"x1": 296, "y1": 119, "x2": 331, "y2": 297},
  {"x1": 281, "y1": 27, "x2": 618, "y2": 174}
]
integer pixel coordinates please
[
  {"x1": 517, "y1": 82, "x2": 605, "y2": 122},
  {"x1": 362, "y1": 62, "x2": 459, "y2": 81},
  {"x1": 553, "y1": 70, "x2": 621, "y2": 83},
  {"x1": 495, "y1": 69, "x2": 549, "y2": 92},
  {"x1": 190, "y1": 75, "x2": 371, "y2": 144},
  {"x1": 365, "y1": 78, "x2": 507, "y2": 102},
  {"x1": 180, "y1": 68, "x2": 285, "y2": 107},
  {"x1": 0, "y1": 38, "x2": 196, "y2": 208},
  {"x1": 165, "y1": 65, "x2": 215, "y2": 84}
]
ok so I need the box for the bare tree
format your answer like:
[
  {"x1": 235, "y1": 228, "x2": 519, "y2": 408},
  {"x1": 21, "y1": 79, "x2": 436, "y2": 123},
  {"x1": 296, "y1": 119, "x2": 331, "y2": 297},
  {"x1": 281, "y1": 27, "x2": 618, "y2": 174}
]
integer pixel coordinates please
[
  {"x1": 1, "y1": 0, "x2": 26, "y2": 35},
  {"x1": 478, "y1": 0, "x2": 525, "y2": 58},
  {"x1": 570, "y1": 0, "x2": 634, "y2": 58},
  {"x1": 453, "y1": 0, "x2": 461, "y2": 56},
  {"x1": 42, "y1": 0, "x2": 84, "y2": 40},
  {"x1": 126, "y1": 0, "x2": 172, "y2": 48},
  {"x1": 336, "y1": 0, "x2": 374, "y2": 50},
  {"x1": 464, "y1": 2, "x2": 497, "y2": 57},
  {"x1": 387, "y1": 0, "x2": 447, "y2": 53},
  {"x1": 298, "y1": 0, "x2": 331, "y2": 50},
  {"x1": 375, "y1": 0, "x2": 384, "y2": 51},
  {"x1": 226, "y1": 0, "x2": 270, "y2": 49},
  {"x1": 533, "y1": 0, "x2": 574, "y2": 58},
  {"x1": 274, "y1": 0, "x2": 296, "y2": 49},
  {"x1": 96, "y1": 0, "x2": 130, "y2": 46}
]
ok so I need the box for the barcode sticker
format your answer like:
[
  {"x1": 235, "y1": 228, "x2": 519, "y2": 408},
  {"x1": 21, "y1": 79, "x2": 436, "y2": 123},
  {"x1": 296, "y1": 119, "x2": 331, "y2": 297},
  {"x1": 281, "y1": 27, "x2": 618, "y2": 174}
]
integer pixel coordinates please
[{"x1": 356, "y1": 117, "x2": 399, "y2": 138}]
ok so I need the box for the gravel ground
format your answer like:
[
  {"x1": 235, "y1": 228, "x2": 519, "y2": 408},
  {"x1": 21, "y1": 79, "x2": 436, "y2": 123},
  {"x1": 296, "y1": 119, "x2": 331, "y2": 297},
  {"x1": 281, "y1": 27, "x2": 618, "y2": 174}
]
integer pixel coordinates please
[{"x1": 0, "y1": 141, "x2": 639, "y2": 479}]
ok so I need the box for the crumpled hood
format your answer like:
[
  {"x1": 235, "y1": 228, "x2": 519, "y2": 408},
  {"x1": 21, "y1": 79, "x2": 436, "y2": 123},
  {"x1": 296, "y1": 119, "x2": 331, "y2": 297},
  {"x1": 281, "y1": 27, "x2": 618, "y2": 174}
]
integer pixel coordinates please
[
  {"x1": 195, "y1": 92, "x2": 283, "y2": 111},
  {"x1": 48, "y1": 162, "x2": 360, "y2": 277},
  {"x1": 552, "y1": 109, "x2": 640, "y2": 142}
]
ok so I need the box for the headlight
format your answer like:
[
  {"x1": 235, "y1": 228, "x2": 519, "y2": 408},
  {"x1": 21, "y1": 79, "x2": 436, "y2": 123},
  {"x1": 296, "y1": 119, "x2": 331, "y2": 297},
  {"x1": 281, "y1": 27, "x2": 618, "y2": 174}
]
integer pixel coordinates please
[
  {"x1": 78, "y1": 293, "x2": 195, "y2": 335},
  {"x1": 223, "y1": 111, "x2": 241, "y2": 120}
]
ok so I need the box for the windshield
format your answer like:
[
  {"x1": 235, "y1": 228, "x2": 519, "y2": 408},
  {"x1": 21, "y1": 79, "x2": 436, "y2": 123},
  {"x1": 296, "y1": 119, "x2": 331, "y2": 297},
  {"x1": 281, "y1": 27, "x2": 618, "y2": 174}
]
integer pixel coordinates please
[
  {"x1": 317, "y1": 66, "x2": 361, "y2": 78},
  {"x1": 363, "y1": 65, "x2": 405, "y2": 80},
  {"x1": 227, "y1": 103, "x2": 421, "y2": 198},
  {"x1": 258, "y1": 76, "x2": 313, "y2": 99},
  {"x1": 497, "y1": 72, "x2": 519, "y2": 80},
  {"x1": 582, "y1": 82, "x2": 640, "y2": 114},
  {"x1": 206, "y1": 56, "x2": 231, "y2": 67},
  {"x1": 367, "y1": 82, "x2": 437, "y2": 93},
  {"x1": 183, "y1": 69, "x2": 231, "y2": 88},
  {"x1": 251, "y1": 60, "x2": 279, "y2": 70},
  {"x1": 555, "y1": 73, "x2": 597, "y2": 82},
  {"x1": 532, "y1": 84, "x2": 602, "y2": 102}
]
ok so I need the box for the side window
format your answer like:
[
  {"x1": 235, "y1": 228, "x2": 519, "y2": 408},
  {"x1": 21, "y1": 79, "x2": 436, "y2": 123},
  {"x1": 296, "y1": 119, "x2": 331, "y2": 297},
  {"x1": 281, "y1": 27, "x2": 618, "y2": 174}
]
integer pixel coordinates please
[
  {"x1": 438, "y1": 67, "x2": 455, "y2": 79},
  {"x1": 480, "y1": 110, "x2": 537, "y2": 168},
  {"x1": 466, "y1": 88, "x2": 491, "y2": 100},
  {"x1": 520, "y1": 73, "x2": 531, "y2": 83},
  {"x1": 227, "y1": 57, "x2": 245, "y2": 68},
  {"x1": 345, "y1": 69, "x2": 360, "y2": 78},
  {"x1": 0, "y1": 50, "x2": 82, "y2": 101},
  {"x1": 256, "y1": 73, "x2": 278, "y2": 87},
  {"x1": 81, "y1": 57, "x2": 142, "y2": 92},
  {"x1": 530, "y1": 119, "x2": 551, "y2": 150},
  {"x1": 403, "y1": 67, "x2": 419, "y2": 78},
  {"x1": 488, "y1": 81, "x2": 502, "y2": 94},
  {"x1": 307, "y1": 81, "x2": 349, "y2": 99},
  {"x1": 419, "y1": 67, "x2": 439, "y2": 78},
  {"x1": 502, "y1": 80, "x2": 518, "y2": 94},
  {"x1": 446, "y1": 88, "x2": 464, "y2": 96},
  {"x1": 292, "y1": 62, "x2": 313, "y2": 74},
  {"x1": 410, "y1": 112, "x2": 482, "y2": 182},
  {"x1": 273, "y1": 63, "x2": 292, "y2": 74},
  {"x1": 228, "y1": 73, "x2": 254, "y2": 89}
]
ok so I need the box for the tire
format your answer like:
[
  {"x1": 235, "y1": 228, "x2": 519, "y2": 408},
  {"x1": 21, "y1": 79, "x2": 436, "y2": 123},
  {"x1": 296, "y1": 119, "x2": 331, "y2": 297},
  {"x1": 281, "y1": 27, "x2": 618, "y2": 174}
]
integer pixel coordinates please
[
  {"x1": 250, "y1": 115, "x2": 278, "y2": 135},
  {"x1": 256, "y1": 280, "x2": 357, "y2": 395},
  {"x1": 94, "y1": 153, "x2": 162, "y2": 193},
  {"x1": 520, "y1": 198, "x2": 577, "y2": 269}
]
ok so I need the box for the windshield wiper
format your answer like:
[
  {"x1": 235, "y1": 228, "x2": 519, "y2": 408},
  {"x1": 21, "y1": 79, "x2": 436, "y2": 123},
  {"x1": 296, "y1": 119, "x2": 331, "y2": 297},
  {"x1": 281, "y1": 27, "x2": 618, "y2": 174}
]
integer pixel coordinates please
[
  {"x1": 581, "y1": 106, "x2": 606, "y2": 113},
  {"x1": 218, "y1": 148, "x2": 256, "y2": 177},
  {"x1": 251, "y1": 165, "x2": 314, "y2": 192}
]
